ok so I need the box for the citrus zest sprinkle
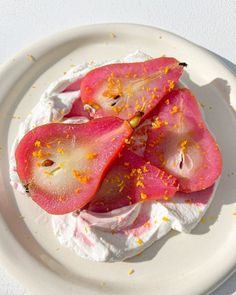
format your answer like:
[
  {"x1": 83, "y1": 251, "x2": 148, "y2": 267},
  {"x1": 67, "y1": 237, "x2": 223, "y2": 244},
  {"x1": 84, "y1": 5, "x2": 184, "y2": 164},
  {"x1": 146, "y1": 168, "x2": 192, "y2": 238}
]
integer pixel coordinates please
[
  {"x1": 34, "y1": 140, "x2": 41, "y2": 147},
  {"x1": 164, "y1": 66, "x2": 169, "y2": 74},
  {"x1": 140, "y1": 192, "x2": 148, "y2": 200},
  {"x1": 136, "y1": 238, "x2": 143, "y2": 245},
  {"x1": 165, "y1": 99, "x2": 170, "y2": 105},
  {"x1": 180, "y1": 139, "x2": 188, "y2": 153},
  {"x1": 128, "y1": 269, "x2": 135, "y2": 275},
  {"x1": 32, "y1": 150, "x2": 44, "y2": 159},
  {"x1": 170, "y1": 105, "x2": 179, "y2": 114},
  {"x1": 75, "y1": 187, "x2": 80, "y2": 193},
  {"x1": 152, "y1": 117, "x2": 162, "y2": 129},
  {"x1": 142, "y1": 166, "x2": 148, "y2": 173},
  {"x1": 86, "y1": 152, "x2": 97, "y2": 160},
  {"x1": 136, "y1": 180, "x2": 144, "y2": 188},
  {"x1": 58, "y1": 196, "x2": 66, "y2": 202},
  {"x1": 143, "y1": 221, "x2": 151, "y2": 228},
  {"x1": 168, "y1": 80, "x2": 175, "y2": 91},
  {"x1": 72, "y1": 170, "x2": 90, "y2": 184},
  {"x1": 162, "y1": 216, "x2": 170, "y2": 222},
  {"x1": 57, "y1": 148, "x2": 64, "y2": 155},
  {"x1": 44, "y1": 171, "x2": 53, "y2": 176}
]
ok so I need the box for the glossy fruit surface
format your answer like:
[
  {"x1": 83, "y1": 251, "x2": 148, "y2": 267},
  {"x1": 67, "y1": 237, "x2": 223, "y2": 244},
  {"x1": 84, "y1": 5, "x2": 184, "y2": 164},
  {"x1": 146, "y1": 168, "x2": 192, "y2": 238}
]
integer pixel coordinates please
[
  {"x1": 88, "y1": 149, "x2": 179, "y2": 212},
  {"x1": 145, "y1": 88, "x2": 222, "y2": 192},
  {"x1": 15, "y1": 117, "x2": 132, "y2": 214},
  {"x1": 81, "y1": 57, "x2": 184, "y2": 120}
]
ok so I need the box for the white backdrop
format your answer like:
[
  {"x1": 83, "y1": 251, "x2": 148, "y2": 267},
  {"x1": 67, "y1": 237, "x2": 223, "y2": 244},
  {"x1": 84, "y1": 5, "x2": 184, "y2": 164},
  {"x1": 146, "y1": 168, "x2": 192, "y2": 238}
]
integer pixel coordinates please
[{"x1": 0, "y1": 1, "x2": 235, "y2": 294}]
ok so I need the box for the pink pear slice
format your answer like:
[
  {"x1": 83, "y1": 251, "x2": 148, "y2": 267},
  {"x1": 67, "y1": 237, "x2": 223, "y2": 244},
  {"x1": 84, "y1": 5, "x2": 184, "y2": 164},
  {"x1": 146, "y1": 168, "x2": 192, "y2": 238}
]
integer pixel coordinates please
[
  {"x1": 87, "y1": 149, "x2": 179, "y2": 213},
  {"x1": 15, "y1": 117, "x2": 133, "y2": 214},
  {"x1": 80, "y1": 57, "x2": 184, "y2": 120},
  {"x1": 64, "y1": 97, "x2": 90, "y2": 118},
  {"x1": 144, "y1": 88, "x2": 222, "y2": 192},
  {"x1": 62, "y1": 79, "x2": 91, "y2": 118}
]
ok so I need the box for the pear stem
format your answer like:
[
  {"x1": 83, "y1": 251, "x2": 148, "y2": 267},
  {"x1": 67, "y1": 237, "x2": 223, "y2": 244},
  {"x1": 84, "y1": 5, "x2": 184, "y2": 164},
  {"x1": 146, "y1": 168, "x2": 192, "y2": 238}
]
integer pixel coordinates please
[{"x1": 128, "y1": 111, "x2": 144, "y2": 128}]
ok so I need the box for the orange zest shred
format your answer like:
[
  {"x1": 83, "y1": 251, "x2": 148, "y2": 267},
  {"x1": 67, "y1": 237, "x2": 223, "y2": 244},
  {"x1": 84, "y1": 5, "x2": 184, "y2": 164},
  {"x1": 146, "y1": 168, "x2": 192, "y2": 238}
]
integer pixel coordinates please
[
  {"x1": 167, "y1": 80, "x2": 175, "y2": 92},
  {"x1": 164, "y1": 66, "x2": 169, "y2": 74},
  {"x1": 32, "y1": 149, "x2": 51, "y2": 159},
  {"x1": 57, "y1": 148, "x2": 64, "y2": 155},
  {"x1": 140, "y1": 192, "x2": 148, "y2": 200},
  {"x1": 58, "y1": 196, "x2": 66, "y2": 202},
  {"x1": 72, "y1": 170, "x2": 90, "y2": 184},
  {"x1": 86, "y1": 152, "x2": 97, "y2": 160},
  {"x1": 152, "y1": 117, "x2": 168, "y2": 129},
  {"x1": 162, "y1": 216, "x2": 170, "y2": 222},
  {"x1": 142, "y1": 166, "x2": 149, "y2": 173},
  {"x1": 136, "y1": 238, "x2": 143, "y2": 245},
  {"x1": 164, "y1": 99, "x2": 170, "y2": 105},
  {"x1": 136, "y1": 180, "x2": 144, "y2": 188},
  {"x1": 85, "y1": 86, "x2": 92, "y2": 93},
  {"x1": 170, "y1": 105, "x2": 179, "y2": 114},
  {"x1": 34, "y1": 140, "x2": 41, "y2": 147},
  {"x1": 143, "y1": 221, "x2": 151, "y2": 229},
  {"x1": 117, "y1": 180, "x2": 125, "y2": 192},
  {"x1": 75, "y1": 187, "x2": 81, "y2": 193},
  {"x1": 163, "y1": 195, "x2": 169, "y2": 201},
  {"x1": 32, "y1": 150, "x2": 43, "y2": 159},
  {"x1": 44, "y1": 171, "x2": 53, "y2": 177},
  {"x1": 128, "y1": 269, "x2": 135, "y2": 275},
  {"x1": 180, "y1": 139, "x2": 188, "y2": 153}
]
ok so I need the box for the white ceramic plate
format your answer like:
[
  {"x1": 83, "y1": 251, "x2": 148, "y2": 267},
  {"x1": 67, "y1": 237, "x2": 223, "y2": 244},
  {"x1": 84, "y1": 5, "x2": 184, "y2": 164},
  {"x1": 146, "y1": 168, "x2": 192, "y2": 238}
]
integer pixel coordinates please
[{"x1": 0, "y1": 24, "x2": 236, "y2": 295}]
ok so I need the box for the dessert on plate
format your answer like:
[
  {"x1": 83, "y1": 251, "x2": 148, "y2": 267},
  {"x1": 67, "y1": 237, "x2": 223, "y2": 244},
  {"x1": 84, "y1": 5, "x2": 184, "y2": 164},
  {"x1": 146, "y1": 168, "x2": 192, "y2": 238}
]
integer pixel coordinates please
[{"x1": 10, "y1": 51, "x2": 222, "y2": 262}]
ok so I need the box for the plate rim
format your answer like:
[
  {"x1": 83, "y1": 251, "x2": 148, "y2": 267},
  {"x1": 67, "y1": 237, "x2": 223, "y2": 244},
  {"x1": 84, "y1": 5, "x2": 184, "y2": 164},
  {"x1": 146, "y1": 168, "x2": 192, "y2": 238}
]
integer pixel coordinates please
[{"x1": 0, "y1": 23, "x2": 236, "y2": 295}]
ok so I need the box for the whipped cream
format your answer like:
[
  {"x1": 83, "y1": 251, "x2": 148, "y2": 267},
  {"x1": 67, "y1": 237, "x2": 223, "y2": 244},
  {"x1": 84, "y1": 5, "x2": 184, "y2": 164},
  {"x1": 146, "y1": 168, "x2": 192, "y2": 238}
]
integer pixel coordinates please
[
  {"x1": 10, "y1": 51, "x2": 218, "y2": 262},
  {"x1": 52, "y1": 185, "x2": 217, "y2": 262}
]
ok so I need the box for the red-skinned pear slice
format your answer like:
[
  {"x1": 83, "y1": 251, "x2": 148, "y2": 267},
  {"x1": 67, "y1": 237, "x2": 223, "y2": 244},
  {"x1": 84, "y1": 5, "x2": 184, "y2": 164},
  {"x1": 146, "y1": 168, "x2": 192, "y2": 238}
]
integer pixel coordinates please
[
  {"x1": 62, "y1": 78, "x2": 91, "y2": 118},
  {"x1": 15, "y1": 117, "x2": 133, "y2": 214},
  {"x1": 144, "y1": 88, "x2": 222, "y2": 192},
  {"x1": 128, "y1": 118, "x2": 153, "y2": 156},
  {"x1": 64, "y1": 97, "x2": 91, "y2": 118},
  {"x1": 87, "y1": 149, "x2": 179, "y2": 213},
  {"x1": 80, "y1": 57, "x2": 184, "y2": 120},
  {"x1": 64, "y1": 77, "x2": 82, "y2": 92}
]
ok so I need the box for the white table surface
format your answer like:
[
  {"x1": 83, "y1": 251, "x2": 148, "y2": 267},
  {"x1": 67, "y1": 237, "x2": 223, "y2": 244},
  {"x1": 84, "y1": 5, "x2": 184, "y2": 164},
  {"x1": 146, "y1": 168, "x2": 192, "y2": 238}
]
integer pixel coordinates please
[{"x1": 0, "y1": 1, "x2": 235, "y2": 294}]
